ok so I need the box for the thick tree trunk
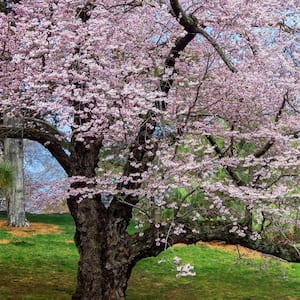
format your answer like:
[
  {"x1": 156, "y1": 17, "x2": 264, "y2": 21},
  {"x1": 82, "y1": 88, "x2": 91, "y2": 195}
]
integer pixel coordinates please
[
  {"x1": 4, "y1": 137, "x2": 28, "y2": 227},
  {"x1": 68, "y1": 196, "x2": 134, "y2": 300}
]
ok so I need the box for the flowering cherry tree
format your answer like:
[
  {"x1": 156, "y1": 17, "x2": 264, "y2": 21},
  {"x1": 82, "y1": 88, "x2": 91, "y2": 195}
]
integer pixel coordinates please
[{"x1": 0, "y1": 0, "x2": 299, "y2": 299}]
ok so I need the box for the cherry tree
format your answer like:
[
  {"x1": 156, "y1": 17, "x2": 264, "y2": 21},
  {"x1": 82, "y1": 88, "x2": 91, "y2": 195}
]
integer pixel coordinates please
[{"x1": 0, "y1": 0, "x2": 299, "y2": 299}]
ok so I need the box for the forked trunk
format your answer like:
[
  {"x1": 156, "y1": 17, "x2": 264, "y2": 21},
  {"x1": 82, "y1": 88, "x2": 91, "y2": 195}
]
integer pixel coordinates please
[{"x1": 68, "y1": 196, "x2": 134, "y2": 300}]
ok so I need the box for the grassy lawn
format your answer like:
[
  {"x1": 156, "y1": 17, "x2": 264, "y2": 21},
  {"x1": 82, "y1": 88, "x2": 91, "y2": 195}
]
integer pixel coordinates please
[{"x1": 0, "y1": 214, "x2": 299, "y2": 300}]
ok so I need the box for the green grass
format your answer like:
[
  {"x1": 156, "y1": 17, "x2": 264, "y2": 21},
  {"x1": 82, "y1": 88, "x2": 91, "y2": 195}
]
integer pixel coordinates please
[
  {"x1": 0, "y1": 213, "x2": 78, "y2": 300},
  {"x1": 0, "y1": 214, "x2": 299, "y2": 299}
]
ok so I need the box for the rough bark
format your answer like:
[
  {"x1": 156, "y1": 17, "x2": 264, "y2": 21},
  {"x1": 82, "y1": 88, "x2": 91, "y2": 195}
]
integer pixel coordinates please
[
  {"x1": 67, "y1": 139, "x2": 135, "y2": 299},
  {"x1": 68, "y1": 195, "x2": 134, "y2": 300}
]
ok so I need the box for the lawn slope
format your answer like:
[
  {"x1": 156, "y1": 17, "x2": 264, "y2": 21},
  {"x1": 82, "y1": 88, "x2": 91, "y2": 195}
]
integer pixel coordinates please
[{"x1": 0, "y1": 214, "x2": 299, "y2": 300}]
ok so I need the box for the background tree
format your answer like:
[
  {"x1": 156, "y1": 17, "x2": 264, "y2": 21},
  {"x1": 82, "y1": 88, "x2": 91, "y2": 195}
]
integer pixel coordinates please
[
  {"x1": 0, "y1": 0, "x2": 299, "y2": 299},
  {"x1": 0, "y1": 159, "x2": 14, "y2": 212},
  {"x1": 3, "y1": 116, "x2": 28, "y2": 227},
  {"x1": 0, "y1": 161, "x2": 14, "y2": 191}
]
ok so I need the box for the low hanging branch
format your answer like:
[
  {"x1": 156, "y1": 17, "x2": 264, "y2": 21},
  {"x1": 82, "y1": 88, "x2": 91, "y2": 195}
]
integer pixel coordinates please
[
  {"x1": 130, "y1": 219, "x2": 300, "y2": 264},
  {"x1": 0, "y1": 124, "x2": 72, "y2": 174}
]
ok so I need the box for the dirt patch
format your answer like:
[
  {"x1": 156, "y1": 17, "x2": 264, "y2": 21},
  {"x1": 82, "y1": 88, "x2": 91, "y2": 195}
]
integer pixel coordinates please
[
  {"x1": 0, "y1": 239, "x2": 10, "y2": 244},
  {"x1": 172, "y1": 240, "x2": 263, "y2": 259},
  {"x1": 0, "y1": 220, "x2": 61, "y2": 237},
  {"x1": 197, "y1": 240, "x2": 263, "y2": 259},
  {"x1": 64, "y1": 240, "x2": 74, "y2": 244},
  {"x1": 172, "y1": 243, "x2": 187, "y2": 248}
]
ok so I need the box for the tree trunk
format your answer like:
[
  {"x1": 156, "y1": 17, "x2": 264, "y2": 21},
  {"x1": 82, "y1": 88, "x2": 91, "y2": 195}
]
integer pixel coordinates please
[
  {"x1": 68, "y1": 196, "x2": 134, "y2": 300},
  {"x1": 0, "y1": 139, "x2": 5, "y2": 210},
  {"x1": 4, "y1": 137, "x2": 28, "y2": 227}
]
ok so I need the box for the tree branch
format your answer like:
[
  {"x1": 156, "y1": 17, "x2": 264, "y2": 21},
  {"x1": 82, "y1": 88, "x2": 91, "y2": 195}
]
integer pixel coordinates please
[
  {"x1": 195, "y1": 27, "x2": 238, "y2": 73},
  {"x1": 130, "y1": 218, "x2": 300, "y2": 264},
  {"x1": 112, "y1": 5, "x2": 199, "y2": 208},
  {"x1": 169, "y1": 0, "x2": 237, "y2": 73},
  {"x1": 23, "y1": 117, "x2": 69, "y2": 143},
  {"x1": 0, "y1": 125, "x2": 72, "y2": 174},
  {"x1": 263, "y1": 173, "x2": 298, "y2": 189},
  {"x1": 205, "y1": 135, "x2": 244, "y2": 186},
  {"x1": 269, "y1": 21, "x2": 300, "y2": 34},
  {"x1": 254, "y1": 92, "x2": 288, "y2": 158}
]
